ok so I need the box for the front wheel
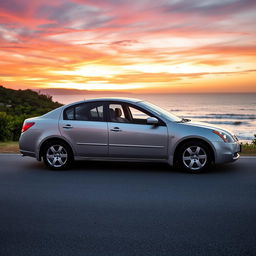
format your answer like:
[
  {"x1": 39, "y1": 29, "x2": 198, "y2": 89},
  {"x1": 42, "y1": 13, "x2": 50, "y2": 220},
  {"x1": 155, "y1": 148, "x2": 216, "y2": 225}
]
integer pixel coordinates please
[
  {"x1": 42, "y1": 141, "x2": 73, "y2": 170},
  {"x1": 177, "y1": 141, "x2": 211, "y2": 173}
]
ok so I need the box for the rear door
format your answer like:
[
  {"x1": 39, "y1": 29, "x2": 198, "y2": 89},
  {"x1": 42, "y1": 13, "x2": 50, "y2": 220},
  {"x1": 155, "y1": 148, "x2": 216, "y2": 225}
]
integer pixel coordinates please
[
  {"x1": 59, "y1": 101, "x2": 108, "y2": 157},
  {"x1": 108, "y1": 102, "x2": 168, "y2": 159}
]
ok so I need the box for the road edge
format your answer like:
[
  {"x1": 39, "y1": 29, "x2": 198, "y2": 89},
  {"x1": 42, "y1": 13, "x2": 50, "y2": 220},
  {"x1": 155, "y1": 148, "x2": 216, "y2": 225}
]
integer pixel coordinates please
[{"x1": 0, "y1": 154, "x2": 256, "y2": 158}]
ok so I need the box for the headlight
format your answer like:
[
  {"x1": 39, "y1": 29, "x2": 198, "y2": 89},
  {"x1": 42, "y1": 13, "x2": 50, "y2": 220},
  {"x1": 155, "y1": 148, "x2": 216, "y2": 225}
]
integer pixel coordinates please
[{"x1": 213, "y1": 130, "x2": 232, "y2": 143}]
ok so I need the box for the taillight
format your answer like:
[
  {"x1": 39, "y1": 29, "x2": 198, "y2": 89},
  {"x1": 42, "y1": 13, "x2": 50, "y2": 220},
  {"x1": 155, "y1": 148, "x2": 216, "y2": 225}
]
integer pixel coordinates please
[{"x1": 21, "y1": 122, "x2": 35, "y2": 133}]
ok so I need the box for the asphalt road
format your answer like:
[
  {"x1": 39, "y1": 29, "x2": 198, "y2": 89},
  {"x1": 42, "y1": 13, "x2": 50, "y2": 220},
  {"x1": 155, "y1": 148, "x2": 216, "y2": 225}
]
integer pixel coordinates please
[{"x1": 0, "y1": 155, "x2": 256, "y2": 256}]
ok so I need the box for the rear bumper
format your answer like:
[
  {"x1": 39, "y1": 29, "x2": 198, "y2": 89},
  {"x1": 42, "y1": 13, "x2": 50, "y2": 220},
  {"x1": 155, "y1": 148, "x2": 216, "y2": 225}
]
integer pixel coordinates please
[
  {"x1": 20, "y1": 150, "x2": 36, "y2": 158},
  {"x1": 19, "y1": 135, "x2": 37, "y2": 158},
  {"x1": 213, "y1": 141, "x2": 241, "y2": 164}
]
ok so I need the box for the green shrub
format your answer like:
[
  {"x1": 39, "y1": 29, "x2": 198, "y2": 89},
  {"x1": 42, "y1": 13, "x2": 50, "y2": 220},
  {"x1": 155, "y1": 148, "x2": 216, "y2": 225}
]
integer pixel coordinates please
[
  {"x1": 9, "y1": 115, "x2": 25, "y2": 141},
  {"x1": 0, "y1": 112, "x2": 26, "y2": 141},
  {"x1": 0, "y1": 112, "x2": 13, "y2": 141}
]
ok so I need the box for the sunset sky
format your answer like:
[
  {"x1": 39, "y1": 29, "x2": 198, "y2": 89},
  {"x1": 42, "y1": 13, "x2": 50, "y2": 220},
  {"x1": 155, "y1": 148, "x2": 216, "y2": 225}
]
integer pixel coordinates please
[{"x1": 0, "y1": 0, "x2": 256, "y2": 93}]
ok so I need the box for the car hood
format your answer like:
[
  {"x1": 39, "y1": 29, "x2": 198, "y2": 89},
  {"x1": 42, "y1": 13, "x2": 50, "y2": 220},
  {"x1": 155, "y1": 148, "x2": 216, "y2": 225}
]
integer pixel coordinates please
[{"x1": 181, "y1": 120, "x2": 234, "y2": 136}]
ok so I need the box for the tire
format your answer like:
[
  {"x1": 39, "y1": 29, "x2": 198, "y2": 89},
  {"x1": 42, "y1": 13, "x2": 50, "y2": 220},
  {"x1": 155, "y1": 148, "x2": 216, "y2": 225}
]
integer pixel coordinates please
[
  {"x1": 177, "y1": 141, "x2": 211, "y2": 173},
  {"x1": 42, "y1": 140, "x2": 73, "y2": 170}
]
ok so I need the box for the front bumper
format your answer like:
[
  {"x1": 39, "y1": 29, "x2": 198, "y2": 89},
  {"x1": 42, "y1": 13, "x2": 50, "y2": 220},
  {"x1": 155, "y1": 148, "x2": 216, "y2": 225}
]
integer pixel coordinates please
[{"x1": 212, "y1": 141, "x2": 241, "y2": 164}]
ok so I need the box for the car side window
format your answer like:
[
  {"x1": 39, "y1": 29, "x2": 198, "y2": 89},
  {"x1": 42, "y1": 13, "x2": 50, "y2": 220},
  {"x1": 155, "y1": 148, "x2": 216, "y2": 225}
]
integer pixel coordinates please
[
  {"x1": 127, "y1": 105, "x2": 153, "y2": 125},
  {"x1": 90, "y1": 105, "x2": 103, "y2": 119},
  {"x1": 107, "y1": 103, "x2": 163, "y2": 125},
  {"x1": 108, "y1": 104, "x2": 129, "y2": 123},
  {"x1": 129, "y1": 106, "x2": 150, "y2": 121},
  {"x1": 64, "y1": 102, "x2": 104, "y2": 121},
  {"x1": 65, "y1": 107, "x2": 75, "y2": 120}
]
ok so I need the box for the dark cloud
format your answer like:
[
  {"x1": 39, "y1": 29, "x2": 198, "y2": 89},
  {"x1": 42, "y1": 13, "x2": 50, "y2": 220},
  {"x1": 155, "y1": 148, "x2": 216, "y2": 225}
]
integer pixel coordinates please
[
  {"x1": 36, "y1": 1, "x2": 112, "y2": 30},
  {"x1": 0, "y1": 0, "x2": 28, "y2": 14},
  {"x1": 163, "y1": 0, "x2": 256, "y2": 16}
]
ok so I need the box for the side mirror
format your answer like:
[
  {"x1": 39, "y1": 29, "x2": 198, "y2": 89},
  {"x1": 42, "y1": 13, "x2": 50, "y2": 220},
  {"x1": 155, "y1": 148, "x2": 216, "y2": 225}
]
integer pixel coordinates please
[{"x1": 147, "y1": 117, "x2": 159, "y2": 125}]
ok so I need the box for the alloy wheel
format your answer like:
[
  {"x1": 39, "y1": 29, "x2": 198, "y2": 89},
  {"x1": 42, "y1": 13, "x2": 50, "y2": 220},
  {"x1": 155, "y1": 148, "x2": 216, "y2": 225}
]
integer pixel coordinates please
[
  {"x1": 46, "y1": 145, "x2": 68, "y2": 168},
  {"x1": 182, "y1": 146, "x2": 207, "y2": 171}
]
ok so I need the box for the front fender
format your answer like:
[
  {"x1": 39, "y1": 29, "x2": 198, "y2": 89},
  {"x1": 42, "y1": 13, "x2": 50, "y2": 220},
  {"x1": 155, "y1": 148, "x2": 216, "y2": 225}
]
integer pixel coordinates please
[{"x1": 168, "y1": 135, "x2": 217, "y2": 166}]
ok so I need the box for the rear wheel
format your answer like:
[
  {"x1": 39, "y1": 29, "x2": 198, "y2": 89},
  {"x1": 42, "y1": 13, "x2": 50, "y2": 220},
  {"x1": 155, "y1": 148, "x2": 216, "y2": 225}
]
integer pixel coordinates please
[
  {"x1": 177, "y1": 141, "x2": 211, "y2": 173},
  {"x1": 42, "y1": 141, "x2": 73, "y2": 170}
]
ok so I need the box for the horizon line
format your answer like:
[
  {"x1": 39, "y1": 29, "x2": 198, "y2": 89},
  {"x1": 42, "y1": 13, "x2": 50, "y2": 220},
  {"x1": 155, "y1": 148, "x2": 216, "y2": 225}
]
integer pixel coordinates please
[{"x1": 1, "y1": 85, "x2": 256, "y2": 95}]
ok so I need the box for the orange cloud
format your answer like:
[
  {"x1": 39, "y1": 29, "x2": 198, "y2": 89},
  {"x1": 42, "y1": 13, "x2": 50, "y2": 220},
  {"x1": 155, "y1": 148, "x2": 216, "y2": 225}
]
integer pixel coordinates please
[{"x1": 0, "y1": 0, "x2": 256, "y2": 93}]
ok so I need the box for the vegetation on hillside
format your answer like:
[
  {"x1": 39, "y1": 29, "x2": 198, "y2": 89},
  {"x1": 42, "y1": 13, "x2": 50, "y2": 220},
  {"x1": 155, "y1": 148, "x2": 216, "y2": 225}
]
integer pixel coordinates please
[{"x1": 0, "y1": 85, "x2": 62, "y2": 141}]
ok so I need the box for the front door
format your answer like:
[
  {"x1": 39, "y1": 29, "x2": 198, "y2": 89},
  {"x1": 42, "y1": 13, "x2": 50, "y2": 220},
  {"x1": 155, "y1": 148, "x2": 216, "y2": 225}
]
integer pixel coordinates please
[
  {"x1": 108, "y1": 103, "x2": 168, "y2": 159},
  {"x1": 59, "y1": 101, "x2": 108, "y2": 157}
]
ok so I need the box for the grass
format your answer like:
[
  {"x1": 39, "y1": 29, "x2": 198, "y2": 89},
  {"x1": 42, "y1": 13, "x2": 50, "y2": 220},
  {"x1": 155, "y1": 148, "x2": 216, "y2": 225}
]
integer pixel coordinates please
[
  {"x1": 0, "y1": 141, "x2": 19, "y2": 153},
  {"x1": 0, "y1": 141, "x2": 256, "y2": 155},
  {"x1": 240, "y1": 143, "x2": 256, "y2": 156}
]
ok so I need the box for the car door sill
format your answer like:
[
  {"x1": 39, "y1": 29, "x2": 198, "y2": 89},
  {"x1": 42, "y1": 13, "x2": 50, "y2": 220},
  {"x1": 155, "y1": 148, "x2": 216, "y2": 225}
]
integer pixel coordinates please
[{"x1": 74, "y1": 156, "x2": 168, "y2": 163}]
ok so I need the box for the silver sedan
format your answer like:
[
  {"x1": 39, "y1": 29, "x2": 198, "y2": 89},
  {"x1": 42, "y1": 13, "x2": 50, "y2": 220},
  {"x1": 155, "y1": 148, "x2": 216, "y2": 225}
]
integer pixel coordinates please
[{"x1": 19, "y1": 98, "x2": 241, "y2": 172}]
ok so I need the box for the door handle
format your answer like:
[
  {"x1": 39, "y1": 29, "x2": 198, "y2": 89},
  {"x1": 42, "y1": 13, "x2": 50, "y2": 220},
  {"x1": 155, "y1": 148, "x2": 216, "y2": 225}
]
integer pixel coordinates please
[
  {"x1": 110, "y1": 127, "x2": 122, "y2": 132},
  {"x1": 63, "y1": 124, "x2": 73, "y2": 129}
]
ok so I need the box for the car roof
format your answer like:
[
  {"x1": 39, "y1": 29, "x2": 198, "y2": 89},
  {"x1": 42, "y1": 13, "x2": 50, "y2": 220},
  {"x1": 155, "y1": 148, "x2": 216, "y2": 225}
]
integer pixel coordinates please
[{"x1": 64, "y1": 97, "x2": 143, "y2": 107}]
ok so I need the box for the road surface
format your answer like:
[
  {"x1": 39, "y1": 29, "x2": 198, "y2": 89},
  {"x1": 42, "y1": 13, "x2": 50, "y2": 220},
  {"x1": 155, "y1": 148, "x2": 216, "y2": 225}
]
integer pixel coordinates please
[{"x1": 0, "y1": 155, "x2": 255, "y2": 256}]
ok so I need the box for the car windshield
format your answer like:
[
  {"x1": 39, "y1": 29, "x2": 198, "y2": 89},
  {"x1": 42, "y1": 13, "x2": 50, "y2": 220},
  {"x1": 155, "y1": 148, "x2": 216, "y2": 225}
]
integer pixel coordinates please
[{"x1": 139, "y1": 101, "x2": 182, "y2": 122}]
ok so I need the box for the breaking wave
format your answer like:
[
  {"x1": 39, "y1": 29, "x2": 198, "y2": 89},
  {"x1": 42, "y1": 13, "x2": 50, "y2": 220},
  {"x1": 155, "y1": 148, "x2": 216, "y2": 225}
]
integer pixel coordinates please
[
  {"x1": 203, "y1": 121, "x2": 246, "y2": 126},
  {"x1": 185, "y1": 114, "x2": 256, "y2": 120}
]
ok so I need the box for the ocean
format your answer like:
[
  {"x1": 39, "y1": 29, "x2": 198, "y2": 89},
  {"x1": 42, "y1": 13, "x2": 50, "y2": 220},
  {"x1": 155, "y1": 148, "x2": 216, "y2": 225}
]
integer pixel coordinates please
[{"x1": 51, "y1": 93, "x2": 256, "y2": 142}]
